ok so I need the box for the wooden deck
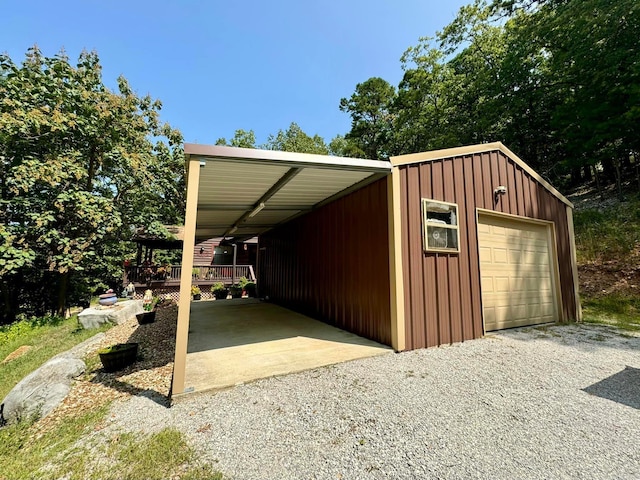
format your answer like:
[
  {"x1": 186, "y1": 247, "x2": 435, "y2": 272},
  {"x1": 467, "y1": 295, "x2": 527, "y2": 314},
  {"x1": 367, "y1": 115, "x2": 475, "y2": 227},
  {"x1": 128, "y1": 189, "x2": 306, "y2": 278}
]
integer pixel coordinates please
[{"x1": 124, "y1": 264, "x2": 256, "y2": 288}]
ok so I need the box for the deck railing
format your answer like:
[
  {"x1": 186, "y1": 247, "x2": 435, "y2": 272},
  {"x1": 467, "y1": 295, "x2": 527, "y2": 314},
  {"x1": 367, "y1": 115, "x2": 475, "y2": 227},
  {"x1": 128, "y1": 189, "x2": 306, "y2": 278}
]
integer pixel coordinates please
[{"x1": 124, "y1": 264, "x2": 256, "y2": 286}]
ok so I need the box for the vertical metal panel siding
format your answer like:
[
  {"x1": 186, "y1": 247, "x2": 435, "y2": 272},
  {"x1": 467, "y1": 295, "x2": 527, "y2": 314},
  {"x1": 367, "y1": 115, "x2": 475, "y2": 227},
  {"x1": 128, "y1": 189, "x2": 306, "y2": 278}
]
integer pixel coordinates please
[
  {"x1": 401, "y1": 151, "x2": 578, "y2": 350},
  {"x1": 258, "y1": 179, "x2": 392, "y2": 346}
]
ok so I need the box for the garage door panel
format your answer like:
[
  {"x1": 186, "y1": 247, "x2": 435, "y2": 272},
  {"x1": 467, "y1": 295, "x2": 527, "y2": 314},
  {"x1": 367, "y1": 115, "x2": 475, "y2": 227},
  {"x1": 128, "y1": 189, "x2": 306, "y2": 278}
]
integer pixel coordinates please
[
  {"x1": 508, "y1": 249, "x2": 522, "y2": 263},
  {"x1": 481, "y1": 276, "x2": 494, "y2": 293},
  {"x1": 495, "y1": 276, "x2": 510, "y2": 292},
  {"x1": 478, "y1": 213, "x2": 558, "y2": 331},
  {"x1": 482, "y1": 290, "x2": 555, "y2": 305},
  {"x1": 479, "y1": 246, "x2": 492, "y2": 263},
  {"x1": 492, "y1": 248, "x2": 508, "y2": 263}
]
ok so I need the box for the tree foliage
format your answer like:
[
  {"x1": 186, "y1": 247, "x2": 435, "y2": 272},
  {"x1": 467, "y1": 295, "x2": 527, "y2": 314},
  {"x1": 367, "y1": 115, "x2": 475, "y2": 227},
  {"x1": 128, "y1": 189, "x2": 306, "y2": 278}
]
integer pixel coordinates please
[
  {"x1": 264, "y1": 122, "x2": 329, "y2": 155},
  {"x1": 339, "y1": 77, "x2": 396, "y2": 159},
  {"x1": 339, "y1": 0, "x2": 639, "y2": 189},
  {"x1": 0, "y1": 47, "x2": 184, "y2": 323},
  {"x1": 215, "y1": 129, "x2": 257, "y2": 148}
]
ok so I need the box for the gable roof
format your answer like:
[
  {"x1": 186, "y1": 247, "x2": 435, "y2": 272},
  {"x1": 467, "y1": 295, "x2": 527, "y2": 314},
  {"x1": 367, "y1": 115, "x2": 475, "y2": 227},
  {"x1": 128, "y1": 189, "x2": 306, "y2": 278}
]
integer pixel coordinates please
[{"x1": 390, "y1": 142, "x2": 573, "y2": 208}]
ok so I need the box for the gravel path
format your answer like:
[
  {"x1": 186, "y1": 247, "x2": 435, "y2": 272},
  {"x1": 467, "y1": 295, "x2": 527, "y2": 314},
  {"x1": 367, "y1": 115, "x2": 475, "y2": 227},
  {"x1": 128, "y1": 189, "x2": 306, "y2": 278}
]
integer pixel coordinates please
[{"x1": 104, "y1": 323, "x2": 640, "y2": 479}]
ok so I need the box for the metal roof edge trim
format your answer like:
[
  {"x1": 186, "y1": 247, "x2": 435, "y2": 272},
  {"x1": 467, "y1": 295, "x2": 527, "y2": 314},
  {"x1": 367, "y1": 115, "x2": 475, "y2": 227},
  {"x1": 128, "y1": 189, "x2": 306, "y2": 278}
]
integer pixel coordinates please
[
  {"x1": 184, "y1": 143, "x2": 392, "y2": 173},
  {"x1": 390, "y1": 142, "x2": 573, "y2": 208}
]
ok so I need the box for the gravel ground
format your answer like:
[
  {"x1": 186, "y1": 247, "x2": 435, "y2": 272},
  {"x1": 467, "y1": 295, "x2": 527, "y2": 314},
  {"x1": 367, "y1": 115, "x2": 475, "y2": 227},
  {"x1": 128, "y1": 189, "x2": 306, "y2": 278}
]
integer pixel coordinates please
[{"x1": 101, "y1": 323, "x2": 640, "y2": 479}]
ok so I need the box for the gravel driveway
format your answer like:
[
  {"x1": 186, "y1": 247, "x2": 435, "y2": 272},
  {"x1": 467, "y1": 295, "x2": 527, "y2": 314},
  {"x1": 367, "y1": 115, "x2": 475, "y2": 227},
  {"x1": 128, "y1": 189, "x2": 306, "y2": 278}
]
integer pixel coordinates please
[{"x1": 105, "y1": 323, "x2": 640, "y2": 479}]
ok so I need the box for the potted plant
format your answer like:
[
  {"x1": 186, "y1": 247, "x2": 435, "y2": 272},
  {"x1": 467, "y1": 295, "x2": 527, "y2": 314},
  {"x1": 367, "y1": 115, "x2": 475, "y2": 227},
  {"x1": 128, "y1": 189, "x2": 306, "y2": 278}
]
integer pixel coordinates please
[
  {"x1": 98, "y1": 343, "x2": 139, "y2": 372},
  {"x1": 244, "y1": 281, "x2": 257, "y2": 298},
  {"x1": 229, "y1": 284, "x2": 243, "y2": 299},
  {"x1": 211, "y1": 282, "x2": 228, "y2": 300},
  {"x1": 136, "y1": 296, "x2": 158, "y2": 324},
  {"x1": 191, "y1": 285, "x2": 202, "y2": 300}
]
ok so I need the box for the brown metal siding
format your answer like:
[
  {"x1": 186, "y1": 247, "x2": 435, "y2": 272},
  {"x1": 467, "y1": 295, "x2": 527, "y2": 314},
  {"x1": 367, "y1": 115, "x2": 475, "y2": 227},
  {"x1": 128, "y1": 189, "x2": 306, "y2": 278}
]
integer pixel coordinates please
[
  {"x1": 258, "y1": 178, "x2": 392, "y2": 346},
  {"x1": 400, "y1": 151, "x2": 578, "y2": 350}
]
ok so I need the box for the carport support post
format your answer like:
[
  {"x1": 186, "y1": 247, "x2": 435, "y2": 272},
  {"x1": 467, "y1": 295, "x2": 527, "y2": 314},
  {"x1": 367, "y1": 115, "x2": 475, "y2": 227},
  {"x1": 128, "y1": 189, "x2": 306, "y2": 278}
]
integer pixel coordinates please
[
  {"x1": 387, "y1": 166, "x2": 406, "y2": 351},
  {"x1": 172, "y1": 158, "x2": 201, "y2": 396}
]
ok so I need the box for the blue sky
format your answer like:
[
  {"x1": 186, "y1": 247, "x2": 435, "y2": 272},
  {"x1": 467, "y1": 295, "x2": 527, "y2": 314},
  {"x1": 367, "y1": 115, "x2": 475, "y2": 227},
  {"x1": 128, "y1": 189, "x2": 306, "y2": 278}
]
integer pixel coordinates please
[{"x1": 2, "y1": 0, "x2": 469, "y2": 146}]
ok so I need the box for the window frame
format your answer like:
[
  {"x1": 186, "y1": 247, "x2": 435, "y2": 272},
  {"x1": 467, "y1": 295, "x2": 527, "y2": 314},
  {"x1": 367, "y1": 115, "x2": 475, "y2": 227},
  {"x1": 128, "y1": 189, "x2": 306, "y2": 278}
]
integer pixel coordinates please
[{"x1": 421, "y1": 198, "x2": 461, "y2": 254}]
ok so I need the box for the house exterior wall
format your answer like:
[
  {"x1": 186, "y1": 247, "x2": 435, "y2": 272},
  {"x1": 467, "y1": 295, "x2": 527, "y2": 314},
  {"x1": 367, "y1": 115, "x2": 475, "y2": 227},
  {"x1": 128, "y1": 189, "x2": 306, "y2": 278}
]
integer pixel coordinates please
[
  {"x1": 258, "y1": 178, "x2": 392, "y2": 346},
  {"x1": 193, "y1": 238, "x2": 217, "y2": 264},
  {"x1": 398, "y1": 150, "x2": 578, "y2": 350},
  {"x1": 193, "y1": 239, "x2": 256, "y2": 270}
]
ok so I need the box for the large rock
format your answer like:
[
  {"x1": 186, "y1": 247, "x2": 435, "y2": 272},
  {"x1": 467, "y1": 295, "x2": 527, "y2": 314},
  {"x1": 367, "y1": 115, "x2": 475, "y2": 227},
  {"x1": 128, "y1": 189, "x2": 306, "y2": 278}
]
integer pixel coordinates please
[
  {"x1": 1, "y1": 357, "x2": 85, "y2": 424},
  {"x1": 78, "y1": 299, "x2": 143, "y2": 329}
]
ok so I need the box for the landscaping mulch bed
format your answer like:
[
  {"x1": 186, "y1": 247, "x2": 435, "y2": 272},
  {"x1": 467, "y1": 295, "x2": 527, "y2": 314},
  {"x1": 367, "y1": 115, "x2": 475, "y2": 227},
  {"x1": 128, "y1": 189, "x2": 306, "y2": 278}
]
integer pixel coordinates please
[{"x1": 33, "y1": 304, "x2": 178, "y2": 437}]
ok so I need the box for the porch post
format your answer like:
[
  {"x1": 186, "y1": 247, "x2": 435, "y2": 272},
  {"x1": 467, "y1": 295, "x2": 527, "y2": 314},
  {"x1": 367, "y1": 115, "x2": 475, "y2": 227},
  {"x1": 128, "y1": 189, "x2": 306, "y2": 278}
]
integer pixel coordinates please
[
  {"x1": 171, "y1": 158, "x2": 201, "y2": 396},
  {"x1": 232, "y1": 243, "x2": 237, "y2": 285}
]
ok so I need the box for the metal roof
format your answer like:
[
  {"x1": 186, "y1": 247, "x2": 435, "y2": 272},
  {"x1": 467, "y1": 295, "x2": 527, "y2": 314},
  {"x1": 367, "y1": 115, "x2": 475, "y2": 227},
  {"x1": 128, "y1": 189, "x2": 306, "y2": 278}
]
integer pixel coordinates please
[{"x1": 184, "y1": 144, "x2": 392, "y2": 240}]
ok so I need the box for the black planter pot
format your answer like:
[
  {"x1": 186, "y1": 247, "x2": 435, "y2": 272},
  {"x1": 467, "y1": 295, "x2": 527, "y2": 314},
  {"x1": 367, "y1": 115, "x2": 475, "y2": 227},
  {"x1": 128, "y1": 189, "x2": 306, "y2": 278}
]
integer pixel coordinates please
[
  {"x1": 213, "y1": 290, "x2": 228, "y2": 300},
  {"x1": 136, "y1": 310, "x2": 156, "y2": 324},
  {"x1": 99, "y1": 343, "x2": 138, "y2": 372},
  {"x1": 193, "y1": 294, "x2": 201, "y2": 301}
]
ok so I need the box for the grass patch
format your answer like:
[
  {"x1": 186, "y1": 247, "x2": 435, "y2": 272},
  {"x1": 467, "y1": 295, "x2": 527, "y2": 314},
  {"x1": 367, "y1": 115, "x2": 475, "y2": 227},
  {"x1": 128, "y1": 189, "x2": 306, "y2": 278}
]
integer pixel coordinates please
[
  {"x1": 93, "y1": 428, "x2": 222, "y2": 480},
  {"x1": 0, "y1": 315, "x2": 112, "y2": 400},
  {"x1": 0, "y1": 403, "x2": 110, "y2": 480},
  {"x1": 574, "y1": 193, "x2": 640, "y2": 262},
  {"x1": 0, "y1": 407, "x2": 221, "y2": 480},
  {"x1": 582, "y1": 294, "x2": 640, "y2": 331}
]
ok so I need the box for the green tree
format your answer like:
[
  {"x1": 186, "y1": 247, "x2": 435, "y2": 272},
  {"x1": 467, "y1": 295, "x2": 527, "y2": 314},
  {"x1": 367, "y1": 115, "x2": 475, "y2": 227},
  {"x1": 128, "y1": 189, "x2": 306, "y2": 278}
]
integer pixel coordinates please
[
  {"x1": 215, "y1": 129, "x2": 257, "y2": 148},
  {"x1": 492, "y1": 0, "x2": 640, "y2": 187},
  {"x1": 263, "y1": 122, "x2": 329, "y2": 154},
  {"x1": 0, "y1": 47, "x2": 183, "y2": 322},
  {"x1": 394, "y1": 39, "x2": 465, "y2": 154},
  {"x1": 328, "y1": 134, "x2": 365, "y2": 158},
  {"x1": 339, "y1": 77, "x2": 396, "y2": 159}
]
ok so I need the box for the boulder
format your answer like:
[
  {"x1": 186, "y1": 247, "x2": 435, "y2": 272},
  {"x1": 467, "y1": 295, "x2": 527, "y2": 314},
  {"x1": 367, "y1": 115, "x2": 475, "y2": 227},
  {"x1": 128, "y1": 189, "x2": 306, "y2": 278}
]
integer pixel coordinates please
[
  {"x1": 1, "y1": 357, "x2": 85, "y2": 424},
  {"x1": 78, "y1": 299, "x2": 143, "y2": 329}
]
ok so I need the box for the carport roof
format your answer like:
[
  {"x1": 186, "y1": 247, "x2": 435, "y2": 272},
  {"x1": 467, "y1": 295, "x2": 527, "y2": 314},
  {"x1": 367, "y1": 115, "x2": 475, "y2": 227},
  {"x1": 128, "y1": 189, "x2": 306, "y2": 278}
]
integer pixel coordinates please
[{"x1": 184, "y1": 143, "x2": 392, "y2": 240}]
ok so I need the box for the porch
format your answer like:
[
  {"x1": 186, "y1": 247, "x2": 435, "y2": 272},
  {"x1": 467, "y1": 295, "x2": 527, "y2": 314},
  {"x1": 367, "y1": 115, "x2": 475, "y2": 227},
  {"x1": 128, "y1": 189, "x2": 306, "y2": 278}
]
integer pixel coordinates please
[{"x1": 123, "y1": 264, "x2": 256, "y2": 289}]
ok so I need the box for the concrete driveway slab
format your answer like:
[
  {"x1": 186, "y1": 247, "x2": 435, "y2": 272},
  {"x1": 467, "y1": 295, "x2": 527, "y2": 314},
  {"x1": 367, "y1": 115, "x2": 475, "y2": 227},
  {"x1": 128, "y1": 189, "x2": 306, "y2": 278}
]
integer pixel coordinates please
[{"x1": 183, "y1": 299, "x2": 391, "y2": 393}]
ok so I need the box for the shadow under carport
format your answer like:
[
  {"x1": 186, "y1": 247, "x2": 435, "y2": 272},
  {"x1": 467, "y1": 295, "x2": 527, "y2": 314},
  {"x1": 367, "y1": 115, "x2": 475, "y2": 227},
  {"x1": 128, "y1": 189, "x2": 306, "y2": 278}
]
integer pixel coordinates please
[{"x1": 184, "y1": 299, "x2": 391, "y2": 393}]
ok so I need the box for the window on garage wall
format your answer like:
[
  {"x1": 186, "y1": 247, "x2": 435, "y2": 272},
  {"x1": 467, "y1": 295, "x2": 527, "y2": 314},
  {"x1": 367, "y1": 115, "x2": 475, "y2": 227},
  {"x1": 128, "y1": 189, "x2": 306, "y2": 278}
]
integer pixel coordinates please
[{"x1": 422, "y1": 199, "x2": 460, "y2": 253}]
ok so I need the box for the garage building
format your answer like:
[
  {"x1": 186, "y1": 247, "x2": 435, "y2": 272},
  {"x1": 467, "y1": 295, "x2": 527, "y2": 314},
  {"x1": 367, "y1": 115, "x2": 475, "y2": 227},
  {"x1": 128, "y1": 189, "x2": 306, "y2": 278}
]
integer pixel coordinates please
[{"x1": 172, "y1": 142, "x2": 580, "y2": 396}]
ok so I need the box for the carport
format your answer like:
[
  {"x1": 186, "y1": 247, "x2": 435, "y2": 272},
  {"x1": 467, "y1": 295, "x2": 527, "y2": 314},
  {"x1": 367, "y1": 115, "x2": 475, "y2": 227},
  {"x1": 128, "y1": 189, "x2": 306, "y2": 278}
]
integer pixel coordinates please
[{"x1": 172, "y1": 144, "x2": 393, "y2": 396}]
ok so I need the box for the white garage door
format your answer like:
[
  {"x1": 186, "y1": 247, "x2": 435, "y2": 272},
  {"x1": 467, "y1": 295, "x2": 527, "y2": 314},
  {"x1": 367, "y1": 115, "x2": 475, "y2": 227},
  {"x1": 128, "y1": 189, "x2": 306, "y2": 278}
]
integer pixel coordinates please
[{"x1": 478, "y1": 213, "x2": 558, "y2": 331}]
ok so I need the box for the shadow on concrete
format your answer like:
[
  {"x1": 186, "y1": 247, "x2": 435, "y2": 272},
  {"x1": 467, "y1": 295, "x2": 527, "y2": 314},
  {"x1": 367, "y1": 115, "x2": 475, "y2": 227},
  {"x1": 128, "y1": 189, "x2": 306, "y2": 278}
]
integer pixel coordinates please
[{"x1": 583, "y1": 366, "x2": 640, "y2": 410}]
